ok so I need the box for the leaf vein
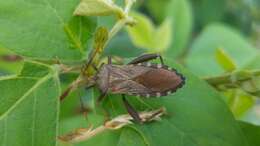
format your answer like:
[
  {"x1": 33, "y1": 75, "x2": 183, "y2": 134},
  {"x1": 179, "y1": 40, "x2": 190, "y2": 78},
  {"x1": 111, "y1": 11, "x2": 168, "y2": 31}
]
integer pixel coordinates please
[
  {"x1": 31, "y1": 91, "x2": 37, "y2": 146},
  {"x1": 0, "y1": 73, "x2": 52, "y2": 120},
  {"x1": 43, "y1": 0, "x2": 84, "y2": 53},
  {"x1": 3, "y1": 118, "x2": 7, "y2": 146}
]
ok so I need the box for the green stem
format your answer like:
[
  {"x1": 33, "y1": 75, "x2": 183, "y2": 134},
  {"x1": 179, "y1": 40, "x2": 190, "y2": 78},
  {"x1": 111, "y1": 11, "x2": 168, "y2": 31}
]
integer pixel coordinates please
[
  {"x1": 204, "y1": 70, "x2": 260, "y2": 87},
  {"x1": 85, "y1": 0, "x2": 136, "y2": 69},
  {"x1": 59, "y1": 0, "x2": 136, "y2": 100},
  {"x1": 124, "y1": 0, "x2": 136, "y2": 14},
  {"x1": 106, "y1": 0, "x2": 136, "y2": 47},
  {"x1": 106, "y1": 18, "x2": 133, "y2": 45}
]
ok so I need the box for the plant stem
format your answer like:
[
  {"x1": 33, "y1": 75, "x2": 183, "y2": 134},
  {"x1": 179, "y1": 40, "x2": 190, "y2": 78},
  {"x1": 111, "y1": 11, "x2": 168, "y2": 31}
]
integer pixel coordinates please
[
  {"x1": 83, "y1": 0, "x2": 136, "y2": 72},
  {"x1": 204, "y1": 69, "x2": 260, "y2": 87},
  {"x1": 124, "y1": 0, "x2": 136, "y2": 14},
  {"x1": 59, "y1": 0, "x2": 136, "y2": 101}
]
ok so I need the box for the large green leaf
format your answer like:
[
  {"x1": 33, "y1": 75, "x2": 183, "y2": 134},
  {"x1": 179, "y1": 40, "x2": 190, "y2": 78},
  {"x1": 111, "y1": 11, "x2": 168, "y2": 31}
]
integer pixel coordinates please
[
  {"x1": 0, "y1": 61, "x2": 60, "y2": 146},
  {"x1": 186, "y1": 24, "x2": 258, "y2": 77},
  {"x1": 190, "y1": 0, "x2": 225, "y2": 27},
  {"x1": 0, "y1": 0, "x2": 96, "y2": 61},
  {"x1": 59, "y1": 59, "x2": 249, "y2": 146},
  {"x1": 239, "y1": 121, "x2": 260, "y2": 146},
  {"x1": 73, "y1": 0, "x2": 123, "y2": 17},
  {"x1": 117, "y1": 127, "x2": 147, "y2": 146},
  {"x1": 215, "y1": 48, "x2": 237, "y2": 72},
  {"x1": 145, "y1": 0, "x2": 170, "y2": 23},
  {"x1": 224, "y1": 90, "x2": 255, "y2": 118},
  {"x1": 125, "y1": 0, "x2": 192, "y2": 58},
  {"x1": 245, "y1": 54, "x2": 260, "y2": 70},
  {"x1": 126, "y1": 12, "x2": 172, "y2": 53},
  {"x1": 164, "y1": 0, "x2": 193, "y2": 59},
  {"x1": 105, "y1": 32, "x2": 144, "y2": 57}
]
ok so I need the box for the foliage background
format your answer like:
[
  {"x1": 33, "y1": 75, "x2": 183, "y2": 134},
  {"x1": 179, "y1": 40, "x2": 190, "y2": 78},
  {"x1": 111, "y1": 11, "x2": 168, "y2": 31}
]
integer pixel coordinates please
[{"x1": 0, "y1": 0, "x2": 260, "y2": 146}]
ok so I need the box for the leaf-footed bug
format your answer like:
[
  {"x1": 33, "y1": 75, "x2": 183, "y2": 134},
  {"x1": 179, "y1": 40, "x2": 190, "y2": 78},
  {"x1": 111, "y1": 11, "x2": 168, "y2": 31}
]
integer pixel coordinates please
[{"x1": 88, "y1": 53, "x2": 185, "y2": 123}]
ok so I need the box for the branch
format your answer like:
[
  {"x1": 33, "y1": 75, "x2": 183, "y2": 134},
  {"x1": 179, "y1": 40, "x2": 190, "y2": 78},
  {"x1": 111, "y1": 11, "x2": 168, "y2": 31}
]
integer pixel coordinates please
[
  {"x1": 58, "y1": 107, "x2": 166, "y2": 143},
  {"x1": 204, "y1": 69, "x2": 260, "y2": 87}
]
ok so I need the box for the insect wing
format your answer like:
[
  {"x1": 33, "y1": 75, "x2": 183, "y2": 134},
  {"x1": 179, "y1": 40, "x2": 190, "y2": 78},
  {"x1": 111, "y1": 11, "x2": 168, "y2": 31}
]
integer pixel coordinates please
[{"x1": 109, "y1": 64, "x2": 185, "y2": 97}]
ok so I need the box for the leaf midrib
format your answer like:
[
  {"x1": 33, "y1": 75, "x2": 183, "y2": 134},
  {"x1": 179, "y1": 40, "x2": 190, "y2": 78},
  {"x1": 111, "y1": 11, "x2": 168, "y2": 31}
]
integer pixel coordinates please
[{"x1": 43, "y1": 0, "x2": 84, "y2": 54}]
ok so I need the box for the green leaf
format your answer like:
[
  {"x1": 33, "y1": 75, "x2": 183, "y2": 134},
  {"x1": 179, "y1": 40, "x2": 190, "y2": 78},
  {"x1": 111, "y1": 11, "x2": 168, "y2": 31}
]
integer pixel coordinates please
[
  {"x1": 224, "y1": 90, "x2": 255, "y2": 117},
  {"x1": 215, "y1": 48, "x2": 237, "y2": 72},
  {"x1": 126, "y1": 12, "x2": 155, "y2": 49},
  {"x1": 0, "y1": 0, "x2": 96, "y2": 61},
  {"x1": 239, "y1": 121, "x2": 260, "y2": 146},
  {"x1": 164, "y1": 0, "x2": 193, "y2": 58},
  {"x1": 145, "y1": 0, "x2": 170, "y2": 22},
  {"x1": 126, "y1": 12, "x2": 172, "y2": 52},
  {"x1": 73, "y1": 0, "x2": 123, "y2": 17},
  {"x1": 105, "y1": 32, "x2": 144, "y2": 57},
  {"x1": 186, "y1": 24, "x2": 258, "y2": 77},
  {"x1": 144, "y1": 0, "x2": 192, "y2": 58},
  {"x1": 155, "y1": 19, "x2": 172, "y2": 52},
  {"x1": 0, "y1": 61, "x2": 60, "y2": 146},
  {"x1": 190, "y1": 0, "x2": 225, "y2": 26},
  {"x1": 117, "y1": 128, "x2": 147, "y2": 146},
  {"x1": 59, "y1": 58, "x2": 250, "y2": 146},
  {"x1": 245, "y1": 54, "x2": 260, "y2": 69},
  {"x1": 93, "y1": 27, "x2": 109, "y2": 52}
]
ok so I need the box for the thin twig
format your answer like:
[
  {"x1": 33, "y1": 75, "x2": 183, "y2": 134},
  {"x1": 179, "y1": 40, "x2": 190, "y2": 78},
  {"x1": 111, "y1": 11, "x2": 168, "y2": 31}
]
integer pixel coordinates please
[
  {"x1": 59, "y1": 107, "x2": 166, "y2": 143},
  {"x1": 204, "y1": 69, "x2": 260, "y2": 86}
]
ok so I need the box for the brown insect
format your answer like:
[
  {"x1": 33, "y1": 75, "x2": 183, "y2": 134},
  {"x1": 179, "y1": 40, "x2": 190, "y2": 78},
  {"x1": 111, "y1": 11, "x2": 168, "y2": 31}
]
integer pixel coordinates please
[{"x1": 88, "y1": 53, "x2": 185, "y2": 123}]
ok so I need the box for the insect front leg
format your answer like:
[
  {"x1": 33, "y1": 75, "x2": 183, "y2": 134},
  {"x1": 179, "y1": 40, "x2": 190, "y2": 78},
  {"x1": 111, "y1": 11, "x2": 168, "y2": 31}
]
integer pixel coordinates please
[
  {"x1": 97, "y1": 90, "x2": 108, "y2": 102},
  {"x1": 91, "y1": 64, "x2": 98, "y2": 71},
  {"x1": 127, "y1": 53, "x2": 164, "y2": 65},
  {"x1": 122, "y1": 95, "x2": 143, "y2": 124}
]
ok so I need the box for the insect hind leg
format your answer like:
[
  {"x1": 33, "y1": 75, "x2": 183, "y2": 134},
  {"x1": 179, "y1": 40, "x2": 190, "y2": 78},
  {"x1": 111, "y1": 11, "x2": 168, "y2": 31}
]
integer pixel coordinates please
[
  {"x1": 127, "y1": 53, "x2": 164, "y2": 65},
  {"x1": 97, "y1": 90, "x2": 107, "y2": 103},
  {"x1": 108, "y1": 56, "x2": 112, "y2": 64},
  {"x1": 122, "y1": 95, "x2": 143, "y2": 124}
]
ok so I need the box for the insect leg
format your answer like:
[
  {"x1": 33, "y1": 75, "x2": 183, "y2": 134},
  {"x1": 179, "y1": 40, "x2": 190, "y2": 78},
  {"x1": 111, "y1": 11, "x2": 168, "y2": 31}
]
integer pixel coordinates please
[
  {"x1": 60, "y1": 86, "x2": 73, "y2": 101},
  {"x1": 108, "y1": 56, "x2": 112, "y2": 64},
  {"x1": 127, "y1": 53, "x2": 164, "y2": 65},
  {"x1": 99, "y1": 62, "x2": 105, "y2": 69},
  {"x1": 79, "y1": 95, "x2": 89, "y2": 117},
  {"x1": 91, "y1": 64, "x2": 98, "y2": 71},
  {"x1": 97, "y1": 90, "x2": 108, "y2": 102},
  {"x1": 122, "y1": 95, "x2": 143, "y2": 124}
]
